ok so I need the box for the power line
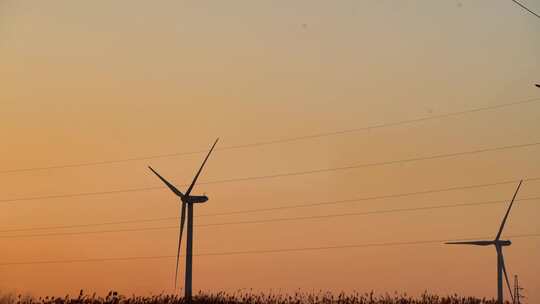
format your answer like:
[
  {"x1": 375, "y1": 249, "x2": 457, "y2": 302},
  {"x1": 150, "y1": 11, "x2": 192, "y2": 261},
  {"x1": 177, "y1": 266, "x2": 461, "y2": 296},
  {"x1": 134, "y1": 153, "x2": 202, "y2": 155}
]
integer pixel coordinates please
[
  {"x1": 0, "y1": 177, "x2": 537, "y2": 233},
  {"x1": 0, "y1": 233, "x2": 538, "y2": 266},
  {"x1": 0, "y1": 186, "x2": 161, "y2": 204},
  {"x1": 511, "y1": 0, "x2": 540, "y2": 19},
  {"x1": 1, "y1": 197, "x2": 538, "y2": 239},
  {"x1": 1, "y1": 185, "x2": 538, "y2": 235},
  {"x1": 190, "y1": 233, "x2": 540, "y2": 257},
  {"x1": 192, "y1": 142, "x2": 540, "y2": 186},
  {"x1": 1, "y1": 141, "x2": 539, "y2": 204},
  {"x1": 201, "y1": 177, "x2": 538, "y2": 217},
  {"x1": 164, "y1": 197, "x2": 540, "y2": 228},
  {"x1": 0, "y1": 215, "x2": 180, "y2": 233},
  {"x1": 1, "y1": 97, "x2": 539, "y2": 175}
]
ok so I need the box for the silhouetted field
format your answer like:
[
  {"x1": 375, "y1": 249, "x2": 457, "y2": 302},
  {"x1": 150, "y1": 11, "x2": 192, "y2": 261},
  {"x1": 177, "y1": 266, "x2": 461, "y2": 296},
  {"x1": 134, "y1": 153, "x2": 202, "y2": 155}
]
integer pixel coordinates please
[{"x1": 0, "y1": 290, "x2": 507, "y2": 304}]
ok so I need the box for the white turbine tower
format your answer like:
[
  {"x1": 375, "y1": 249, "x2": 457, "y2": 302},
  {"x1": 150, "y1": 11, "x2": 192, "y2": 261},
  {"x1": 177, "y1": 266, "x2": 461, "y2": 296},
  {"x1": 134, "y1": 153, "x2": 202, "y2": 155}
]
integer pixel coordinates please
[
  {"x1": 148, "y1": 138, "x2": 218, "y2": 303},
  {"x1": 446, "y1": 180, "x2": 523, "y2": 304}
]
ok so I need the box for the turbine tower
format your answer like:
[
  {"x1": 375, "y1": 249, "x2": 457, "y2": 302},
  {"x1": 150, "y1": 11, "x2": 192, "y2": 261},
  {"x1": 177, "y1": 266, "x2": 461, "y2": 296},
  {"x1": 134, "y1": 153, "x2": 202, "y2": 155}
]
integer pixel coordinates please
[
  {"x1": 148, "y1": 138, "x2": 218, "y2": 303},
  {"x1": 446, "y1": 180, "x2": 522, "y2": 304}
]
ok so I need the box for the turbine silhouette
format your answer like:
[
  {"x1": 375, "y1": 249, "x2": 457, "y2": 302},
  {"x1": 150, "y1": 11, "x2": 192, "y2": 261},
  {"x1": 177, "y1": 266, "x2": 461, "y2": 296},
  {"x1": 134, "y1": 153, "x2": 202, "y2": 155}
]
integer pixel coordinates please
[
  {"x1": 148, "y1": 138, "x2": 218, "y2": 303},
  {"x1": 446, "y1": 180, "x2": 523, "y2": 304}
]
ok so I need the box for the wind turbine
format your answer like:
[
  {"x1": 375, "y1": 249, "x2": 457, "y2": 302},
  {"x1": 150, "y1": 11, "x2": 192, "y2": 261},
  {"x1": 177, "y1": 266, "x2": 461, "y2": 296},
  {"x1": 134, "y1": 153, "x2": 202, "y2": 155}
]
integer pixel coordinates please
[
  {"x1": 148, "y1": 138, "x2": 218, "y2": 303},
  {"x1": 446, "y1": 180, "x2": 523, "y2": 304}
]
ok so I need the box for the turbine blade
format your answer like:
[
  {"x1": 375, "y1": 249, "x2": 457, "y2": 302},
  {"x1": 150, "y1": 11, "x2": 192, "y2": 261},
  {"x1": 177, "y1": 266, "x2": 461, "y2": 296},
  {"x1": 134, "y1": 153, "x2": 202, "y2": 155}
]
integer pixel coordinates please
[
  {"x1": 445, "y1": 240, "x2": 494, "y2": 246},
  {"x1": 185, "y1": 138, "x2": 219, "y2": 196},
  {"x1": 496, "y1": 180, "x2": 523, "y2": 240},
  {"x1": 174, "y1": 202, "x2": 187, "y2": 289},
  {"x1": 148, "y1": 166, "x2": 184, "y2": 198},
  {"x1": 500, "y1": 251, "x2": 514, "y2": 302}
]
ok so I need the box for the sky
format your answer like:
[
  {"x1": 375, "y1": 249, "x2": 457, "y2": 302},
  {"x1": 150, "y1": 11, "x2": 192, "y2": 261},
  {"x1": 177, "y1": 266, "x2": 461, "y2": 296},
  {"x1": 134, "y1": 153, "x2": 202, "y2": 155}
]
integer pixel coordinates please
[{"x1": 0, "y1": 0, "x2": 539, "y2": 302}]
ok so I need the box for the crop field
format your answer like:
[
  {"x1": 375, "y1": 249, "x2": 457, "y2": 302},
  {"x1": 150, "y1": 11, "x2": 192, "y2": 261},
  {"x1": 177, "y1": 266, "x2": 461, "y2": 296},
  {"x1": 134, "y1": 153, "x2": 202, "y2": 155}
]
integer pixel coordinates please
[{"x1": 0, "y1": 291, "x2": 506, "y2": 304}]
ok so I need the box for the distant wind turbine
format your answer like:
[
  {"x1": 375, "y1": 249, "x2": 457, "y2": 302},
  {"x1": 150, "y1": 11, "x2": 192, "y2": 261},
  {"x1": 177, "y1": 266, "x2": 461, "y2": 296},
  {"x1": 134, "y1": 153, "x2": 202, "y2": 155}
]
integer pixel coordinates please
[
  {"x1": 446, "y1": 180, "x2": 523, "y2": 304},
  {"x1": 148, "y1": 138, "x2": 218, "y2": 303}
]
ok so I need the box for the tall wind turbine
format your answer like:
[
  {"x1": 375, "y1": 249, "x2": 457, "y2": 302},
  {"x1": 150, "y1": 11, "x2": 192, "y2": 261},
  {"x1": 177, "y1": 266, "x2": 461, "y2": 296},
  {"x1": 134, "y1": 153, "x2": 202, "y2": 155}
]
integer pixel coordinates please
[
  {"x1": 446, "y1": 180, "x2": 523, "y2": 304},
  {"x1": 148, "y1": 138, "x2": 218, "y2": 303}
]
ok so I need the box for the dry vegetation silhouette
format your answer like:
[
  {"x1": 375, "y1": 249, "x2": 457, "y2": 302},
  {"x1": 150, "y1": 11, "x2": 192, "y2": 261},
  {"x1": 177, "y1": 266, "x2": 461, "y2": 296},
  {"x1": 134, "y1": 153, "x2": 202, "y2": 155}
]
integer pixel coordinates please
[{"x1": 0, "y1": 290, "x2": 512, "y2": 304}]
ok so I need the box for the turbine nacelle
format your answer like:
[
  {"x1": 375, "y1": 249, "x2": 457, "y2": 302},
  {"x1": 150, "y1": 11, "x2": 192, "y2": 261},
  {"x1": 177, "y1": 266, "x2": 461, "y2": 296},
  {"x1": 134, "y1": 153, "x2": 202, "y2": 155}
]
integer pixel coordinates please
[
  {"x1": 184, "y1": 195, "x2": 209, "y2": 204},
  {"x1": 496, "y1": 240, "x2": 511, "y2": 247}
]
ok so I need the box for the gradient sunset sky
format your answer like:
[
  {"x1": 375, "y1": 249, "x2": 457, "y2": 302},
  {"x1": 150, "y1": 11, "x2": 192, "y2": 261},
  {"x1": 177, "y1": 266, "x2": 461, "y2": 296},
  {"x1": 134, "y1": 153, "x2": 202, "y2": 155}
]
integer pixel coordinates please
[{"x1": 1, "y1": 0, "x2": 539, "y2": 302}]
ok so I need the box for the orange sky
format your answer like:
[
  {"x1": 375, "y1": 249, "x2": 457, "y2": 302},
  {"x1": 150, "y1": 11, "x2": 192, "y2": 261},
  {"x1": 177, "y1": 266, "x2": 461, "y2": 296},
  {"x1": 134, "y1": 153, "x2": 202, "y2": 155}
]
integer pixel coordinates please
[{"x1": 0, "y1": 0, "x2": 539, "y2": 302}]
